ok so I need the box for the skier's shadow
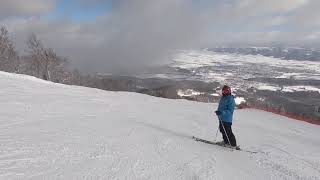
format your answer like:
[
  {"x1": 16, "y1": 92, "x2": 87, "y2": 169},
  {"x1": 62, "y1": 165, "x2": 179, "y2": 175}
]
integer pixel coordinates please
[{"x1": 133, "y1": 121, "x2": 191, "y2": 139}]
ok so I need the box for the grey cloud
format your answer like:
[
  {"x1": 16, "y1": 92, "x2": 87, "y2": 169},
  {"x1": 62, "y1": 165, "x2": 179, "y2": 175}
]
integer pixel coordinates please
[
  {"x1": 3, "y1": 0, "x2": 320, "y2": 74},
  {"x1": 198, "y1": 0, "x2": 320, "y2": 46},
  {"x1": 285, "y1": 0, "x2": 320, "y2": 29},
  {"x1": 6, "y1": 0, "x2": 208, "y2": 74},
  {"x1": 92, "y1": 0, "x2": 206, "y2": 73},
  {"x1": 0, "y1": 0, "x2": 55, "y2": 19}
]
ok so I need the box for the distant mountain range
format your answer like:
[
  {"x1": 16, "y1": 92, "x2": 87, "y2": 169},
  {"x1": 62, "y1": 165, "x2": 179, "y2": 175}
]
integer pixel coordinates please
[{"x1": 208, "y1": 47, "x2": 320, "y2": 61}]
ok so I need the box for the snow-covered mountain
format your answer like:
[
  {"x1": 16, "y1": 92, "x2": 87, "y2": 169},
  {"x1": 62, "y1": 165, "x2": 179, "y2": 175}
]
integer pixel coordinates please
[
  {"x1": 0, "y1": 71, "x2": 319, "y2": 180},
  {"x1": 209, "y1": 47, "x2": 320, "y2": 62}
]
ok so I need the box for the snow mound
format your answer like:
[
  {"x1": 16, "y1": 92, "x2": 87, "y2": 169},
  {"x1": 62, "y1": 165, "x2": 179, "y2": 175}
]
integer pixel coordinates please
[
  {"x1": 0, "y1": 72, "x2": 319, "y2": 180},
  {"x1": 235, "y1": 96, "x2": 246, "y2": 105}
]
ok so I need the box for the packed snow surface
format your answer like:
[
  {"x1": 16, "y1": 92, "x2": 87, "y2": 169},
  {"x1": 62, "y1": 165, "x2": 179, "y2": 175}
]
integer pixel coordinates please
[{"x1": 0, "y1": 72, "x2": 320, "y2": 180}]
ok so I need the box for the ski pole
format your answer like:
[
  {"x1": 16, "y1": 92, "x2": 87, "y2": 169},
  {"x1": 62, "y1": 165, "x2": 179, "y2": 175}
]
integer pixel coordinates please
[
  {"x1": 214, "y1": 110, "x2": 219, "y2": 142},
  {"x1": 218, "y1": 115, "x2": 232, "y2": 146},
  {"x1": 214, "y1": 125, "x2": 219, "y2": 142}
]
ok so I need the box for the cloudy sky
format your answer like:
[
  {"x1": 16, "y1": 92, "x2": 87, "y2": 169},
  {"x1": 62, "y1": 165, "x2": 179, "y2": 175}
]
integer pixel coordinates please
[{"x1": 1, "y1": 0, "x2": 319, "y2": 73}]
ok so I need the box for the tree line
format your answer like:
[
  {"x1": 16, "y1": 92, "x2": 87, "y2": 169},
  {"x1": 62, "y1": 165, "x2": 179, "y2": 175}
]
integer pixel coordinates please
[{"x1": 0, "y1": 25, "x2": 89, "y2": 86}]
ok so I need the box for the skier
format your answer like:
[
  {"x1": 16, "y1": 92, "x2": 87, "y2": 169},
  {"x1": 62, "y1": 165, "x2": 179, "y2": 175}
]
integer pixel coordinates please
[{"x1": 215, "y1": 85, "x2": 238, "y2": 148}]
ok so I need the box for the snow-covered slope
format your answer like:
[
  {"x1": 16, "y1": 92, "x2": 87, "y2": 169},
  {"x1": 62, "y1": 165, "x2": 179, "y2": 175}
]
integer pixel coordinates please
[{"x1": 0, "y1": 71, "x2": 319, "y2": 180}]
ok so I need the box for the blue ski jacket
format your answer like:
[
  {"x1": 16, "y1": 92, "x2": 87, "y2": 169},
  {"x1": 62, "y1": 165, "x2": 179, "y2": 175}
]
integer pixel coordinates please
[{"x1": 217, "y1": 95, "x2": 236, "y2": 123}]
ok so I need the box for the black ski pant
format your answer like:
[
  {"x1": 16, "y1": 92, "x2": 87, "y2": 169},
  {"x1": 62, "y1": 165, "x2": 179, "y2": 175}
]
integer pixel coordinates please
[{"x1": 219, "y1": 121, "x2": 237, "y2": 146}]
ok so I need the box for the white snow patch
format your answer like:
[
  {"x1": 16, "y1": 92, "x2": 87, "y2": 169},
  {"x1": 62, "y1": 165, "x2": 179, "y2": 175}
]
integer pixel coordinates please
[
  {"x1": 177, "y1": 89, "x2": 203, "y2": 97},
  {"x1": 235, "y1": 97, "x2": 246, "y2": 105},
  {"x1": 276, "y1": 73, "x2": 320, "y2": 80},
  {"x1": 207, "y1": 72, "x2": 227, "y2": 82},
  {"x1": 210, "y1": 93, "x2": 220, "y2": 97},
  {"x1": 276, "y1": 73, "x2": 302, "y2": 79},
  {"x1": 250, "y1": 46, "x2": 273, "y2": 50},
  {"x1": 224, "y1": 72, "x2": 233, "y2": 76},
  {"x1": 282, "y1": 86, "x2": 320, "y2": 93},
  {"x1": 257, "y1": 84, "x2": 281, "y2": 91},
  {"x1": 0, "y1": 71, "x2": 54, "y2": 85}
]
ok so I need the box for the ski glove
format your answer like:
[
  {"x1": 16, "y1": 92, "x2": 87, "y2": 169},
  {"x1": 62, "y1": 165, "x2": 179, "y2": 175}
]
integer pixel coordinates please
[{"x1": 215, "y1": 110, "x2": 222, "y2": 116}]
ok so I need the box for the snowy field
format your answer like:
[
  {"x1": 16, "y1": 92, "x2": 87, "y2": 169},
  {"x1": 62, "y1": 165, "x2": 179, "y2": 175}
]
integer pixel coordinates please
[
  {"x1": 0, "y1": 71, "x2": 320, "y2": 180},
  {"x1": 168, "y1": 50, "x2": 320, "y2": 93}
]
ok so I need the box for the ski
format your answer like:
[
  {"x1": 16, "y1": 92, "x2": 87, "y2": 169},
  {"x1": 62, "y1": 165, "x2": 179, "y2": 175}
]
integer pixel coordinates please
[{"x1": 192, "y1": 136, "x2": 258, "y2": 154}]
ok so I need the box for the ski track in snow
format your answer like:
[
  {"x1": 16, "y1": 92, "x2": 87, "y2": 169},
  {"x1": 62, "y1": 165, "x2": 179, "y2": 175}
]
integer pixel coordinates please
[{"x1": 0, "y1": 72, "x2": 319, "y2": 180}]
